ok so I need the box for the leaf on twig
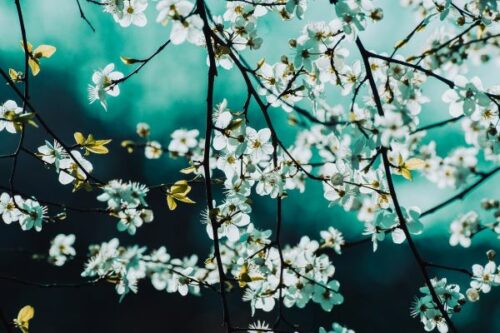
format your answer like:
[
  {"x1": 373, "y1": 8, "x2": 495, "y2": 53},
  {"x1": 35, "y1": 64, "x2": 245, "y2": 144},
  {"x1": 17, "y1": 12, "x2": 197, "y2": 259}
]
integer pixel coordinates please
[
  {"x1": 13, "y1": 305, "x2": 35, "y2": 333},
  {"x1": 166, "y1": 180, "x2": 196, "y2": 210},
  {"x1": 74, "y1": 132, "x2": 111, "y2": 155},
  {"x1": 21, "y1": 41, "x2": 56, "y2": 76},
  {"x1": 397, "y1": 155, "x2": 426, "y2": 181}
]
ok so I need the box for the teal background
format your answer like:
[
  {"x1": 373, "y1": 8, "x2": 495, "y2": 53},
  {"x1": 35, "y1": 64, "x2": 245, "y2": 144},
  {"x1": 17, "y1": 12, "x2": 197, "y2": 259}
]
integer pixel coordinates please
[{"x1": 0, "y1": 0, "x2": 498, "y2": 332}]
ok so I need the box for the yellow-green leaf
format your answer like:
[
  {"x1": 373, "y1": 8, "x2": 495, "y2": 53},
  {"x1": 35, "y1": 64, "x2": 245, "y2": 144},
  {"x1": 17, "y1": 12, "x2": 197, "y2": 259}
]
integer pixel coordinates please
[
  {"x1": 180, "y1": 165, "x2": 197, "y2": 174},
  {"x1": 86, "y1": 145, "x2": 109, "y2": 155},
  {"x1": 27, "y1": 119, "x2": 38, "y2": 128},
  {"x1": 74, "y1": 132, "x2": 85, "y2": 145},
  {"x1": 397, "y1": 154, "x2": 404, "y2": 167},
  {"x1": 33, "y1": 45, "x2": 56, "y2": 58},
  {"x1": 405, "y1": 158, "x2": 426, "y2": 170},
  {"x1": 228, "y1": 119, "x2": 243, "y2": 131},
  {"x1": 74, "y1": 132, "x2": 111, "y2": 155},
  {"x1": 166, "y1": 180, "x2": 195, "y2": 210},
  {"x1": 401, "y1": 168, "x2": 413, "y2": 181},
  {"x1": 120, "y1": 55, "x2": 142, "y2": 65},
  {"x1": 170, "y1": 180, "x2": 191, "y2": 195},
  {"x1": 28, "y1": 58, "x2": 40, "y2": 76},
  {"x1": 86, "y1": 133, "x2": 95, "y2": 144},
  {"x1": 21, "y1": 42, "x2": 56, "y2": 76},
  {"x1": 14, "y1": 305, "x2": 34, "y2": 333},
  {"x1": 9, "y1": 68, "x2": 23, "y2": 82},
  {"x1": 175, "y1": 196, "x2": 195, "y2": 204},
  {"x1": 20, "y1": 41, "x2": 33, "y2": 53},
  {"x1": 166, "y1": 195, "x2": 177, "y2": 210},
  {"x1": 94, "y1": 139, "x2": 112, "y2": 146}
]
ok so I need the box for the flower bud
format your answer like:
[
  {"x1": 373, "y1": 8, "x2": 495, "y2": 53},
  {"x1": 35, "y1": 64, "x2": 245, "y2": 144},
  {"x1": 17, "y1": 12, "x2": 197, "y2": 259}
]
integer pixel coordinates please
[
  {"x1": 466, "y1": 288, "x2": 480, "y2": 302},
  {"x1": 370, "y1": 8, "x2": 384, "y2": 21},
  {"x1": 136, "y1": 122, "x2": 150, "y2": 137}
]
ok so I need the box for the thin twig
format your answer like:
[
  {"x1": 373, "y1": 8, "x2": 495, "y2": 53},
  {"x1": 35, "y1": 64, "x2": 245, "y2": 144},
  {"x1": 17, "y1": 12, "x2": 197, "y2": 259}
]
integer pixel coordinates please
[
  {"x1": 75, "y1": 0, "x2": 96, "y2": 32},
  {"x1": 424, "y1": 262, "x2": 473, "y2": 277},
  {"x1": 0, "y1": 275, "x2": 101, "y2": 288},
  {"x1": 411, "y1": 115, "x2": 464, "y2": 134}
]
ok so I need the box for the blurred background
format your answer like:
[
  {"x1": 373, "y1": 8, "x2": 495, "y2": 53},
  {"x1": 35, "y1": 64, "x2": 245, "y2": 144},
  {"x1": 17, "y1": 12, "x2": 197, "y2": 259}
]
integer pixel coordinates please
[{"x1": 0, "y1": 0, "x2": 498, "y2": 332}]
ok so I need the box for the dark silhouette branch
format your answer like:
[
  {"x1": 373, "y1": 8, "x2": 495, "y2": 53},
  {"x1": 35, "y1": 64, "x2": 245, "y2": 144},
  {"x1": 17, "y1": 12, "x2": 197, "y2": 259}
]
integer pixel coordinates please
[
  {"x1": 111, "y1": 39, "x2": 172, "y2": 86},
  {"x1": 0, "y1": 275, "x2": 101, "y2": 288},
  {"x1": 411, "y1": 115, "x2": 464, "y2": 134},
  {"x1": 75, "y1": 0, "x2": 96, "y2": 32},
  {"x1": 356, "y1": 36, "x2": 458, "y2": 332},
  {"x1": 197, "y1": 1, "x2": 232, "y2": 331},
  {"x1": 424, "y1": 262, "x2": 473, "y2": 277},
  {"x1": 421, "y1": 166, "x2": 499, "y2": 217}
]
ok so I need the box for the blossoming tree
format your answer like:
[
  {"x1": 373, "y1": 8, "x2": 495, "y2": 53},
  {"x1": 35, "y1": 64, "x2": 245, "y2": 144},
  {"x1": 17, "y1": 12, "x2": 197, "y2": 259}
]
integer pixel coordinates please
[{"x1": 0, "y1": 0, "x2": 499, "y2": 332}]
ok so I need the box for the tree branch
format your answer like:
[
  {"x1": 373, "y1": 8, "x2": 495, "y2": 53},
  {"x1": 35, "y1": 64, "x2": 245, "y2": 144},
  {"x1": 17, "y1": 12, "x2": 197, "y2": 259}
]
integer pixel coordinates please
[
  {"x1": 196, "y1": 1, "x2": 232, "y2": 331},
  {"x1": 356, "y1": 36, "x2": 458, "y2": 332},
  {"x1": 75, "y1": 0, "x2": 96, "y2": 32}
]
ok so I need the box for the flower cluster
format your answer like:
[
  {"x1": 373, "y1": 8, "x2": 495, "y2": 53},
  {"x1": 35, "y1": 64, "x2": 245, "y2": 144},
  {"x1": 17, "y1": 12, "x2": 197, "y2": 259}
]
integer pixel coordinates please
[
  {"x1": 449, "y1": 199, "x2": 500, "y2": 247},
  {"x1": 449, "y1": 211, "x2": 480, "y2": 248},
  {"x1": 247, "y1": 320, "x2": 271, "y2": 333},
  {"x1": 442, "y1": 76, "x2": 493, "y2": 117},
  {"x1": 334, "y1": 0, "x2": 382, "y2": 39},
  {"x1": 401, "y1": 0, "x2": 499, "y2": 23},
  {"x1": 466, "y1": 250, "x2": 500, "y2": 302},
  {"x1": 461, "y1": 104, "x2": 499, "y2": 163},
  {"x1": 413, "y1": 25, "x2": 499, "y2": 76},
  {"x1": 103, "y1": 0, "x2": 148, "y2": 27},
  {"x1": 418, "y1": 142, "x2": 479, "y2": 189},
  {"x1": 0, "y1": 100, "x2": 29, "y2": 134},
  {"x1": 411, "y1": 277, "x2": 465, "y2": 333},
  {"x1": 83, "y1": 196, "x2": 348, "y2": 313},
  {"x1": 212, "y1": 225, "x2": 345, "y2": 315},
  {"x1": 81, "y1": 238, "x2": 207, "y2": 300},
  {"x1": 48, "y1": 234, "x2": 76, "y2": 266},
  {"x1": 121, "y1": 122, "x2": 165, "y2": 159},
  {"x1": 363, "y1": 206, "x2": 423, "y2": 251},
  {"x1": 319, "y1": 322, "x2": 355, "y2": 333},
  {"x1": 481, "y1": 199, "x2": 500, "y2": 238},
  {"x1": 121, "y1": 123, "x2": 203, "y2": 161},
  {"x1": 156, "y1": 0, "x2": 204, "y2": 45},
  {"x1": 3, "y1": 0, "x2": 500, "y2": 330},
  {"x1": 88, "y1": 63, "x2": 124, "y2": 110},
  {"x1": 37, "y1": 140, "x2": 94, "y2": 189},
  {"x1": 97, "y1": 180, "x2": 153, "y2": 235},
  {"x1": 0, "y1": 192, "x2": 48, "y2": 231},
  {"x1": 320, "y1": 226, "x2": 345, "y2": 255},
  {"x1": 168, "y1": 128, "x2": 201, "y2": 157}
]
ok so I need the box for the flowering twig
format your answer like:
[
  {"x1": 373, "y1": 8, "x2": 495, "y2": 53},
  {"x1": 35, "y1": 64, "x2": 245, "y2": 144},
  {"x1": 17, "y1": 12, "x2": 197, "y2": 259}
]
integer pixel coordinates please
[
  {"x1": 9, "y1": 0, "x2": 30, "y2": 213},
  {"x1": 421, "y1": 166, "x2": 500, "y2": 217},
  {"x1": 111, "y1": 39, "x2": 172, "y2": 87},
  {"x1": 411, "y1": 20, "x2": 480, "y2": 65},
  {"x1": 368, "y1": 51, "x2": 500, "y2": 104},
  {"x1": 197, "y1": 0, "x2": 232, "y2": 331},
  {"x1": 411, "y1": 115, "x2": 464, "y2": 134},
  {"x1": 0, "y1": 68, "x2": 104, "y2": 185},
  {"x1": 356, "y1": 36, "x2": 458, "y2": 332}
]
